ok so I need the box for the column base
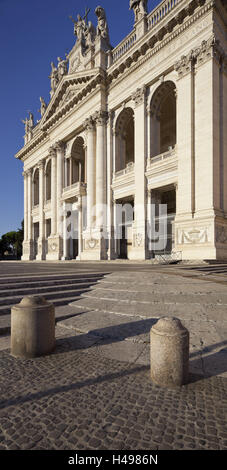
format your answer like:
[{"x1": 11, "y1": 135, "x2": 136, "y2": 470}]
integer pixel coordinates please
[
  {"x1": 22, "y1": 240, "x2": 34, "y2": 261},
  {"x1": 36, "y1": 238, "x2": 46, "y2": 261},
  {"x1": 174, "y1": 214, "x2": 227, "y2": 261},
  {"x1": 80, "y1": 229, "x2": 108, "y2": 261},
  {"x1": 46, "y1": 235, "x2": 63, "y2": 261}
]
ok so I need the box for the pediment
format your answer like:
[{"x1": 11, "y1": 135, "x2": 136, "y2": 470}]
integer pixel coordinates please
[{"x1": 40, "y1": 70, "x2": 98, "y2": 128}]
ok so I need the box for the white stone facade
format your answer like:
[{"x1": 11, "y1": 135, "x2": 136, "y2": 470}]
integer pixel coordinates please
[{"x1": 15, "y1": 0, "x2": 227, "y2": 261}]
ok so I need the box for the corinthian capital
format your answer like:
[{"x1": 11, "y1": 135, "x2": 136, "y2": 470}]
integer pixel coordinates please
[
  {"x1": 93, "y1": 110, "x2": 108, "y2": 126},
  {"x1": 132, "y1": 85, "x2": 146, "y2": 107},
  {"x1": 48, "y1": 145, "x2": 57, "y2": 158},
  {"x1": 53, "y1": 140, "x2": 66, "y2": 153},
  {"x1": 196, "y1": 35, "x2": 224, "y2": 67},
  {"x1": 174, "y1": 50, "x2": 195, "y2": 78},
  {"x1": 84, "y1": 116, "x2": 95, "y2": 132}
]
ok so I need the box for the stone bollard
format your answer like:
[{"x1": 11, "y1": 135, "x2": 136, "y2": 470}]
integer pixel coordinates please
[
  {"x1": 11, "y1": 295, "x2": 55, "y2": 358},
  {"x1": 150, "y1": 317, "x2": 189, "y2": 388}
]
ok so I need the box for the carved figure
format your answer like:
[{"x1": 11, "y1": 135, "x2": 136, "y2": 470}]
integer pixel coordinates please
[
  {"x1": 95, "y1": 6, "x2": 110, "y2": 44},
  {"x1": 38, "y1": 97, "x2": 47, "y2": 117},
  {"x1": 130, "y1": 0, "x2": 148, "y2": 22},
  {"x1": 22, "y1": 117, "x2": 29, "y2": 135},
  {"x1": 57, "y1": 56, "x2": 68, "y2": 80},
  {"x1": 74, "y1": 14, "x2": 86, "y2": 42},
  {"x1": 84, "y1": 21, "x2": 96, "y2": 48},
  {"x1": 22, "y1": 112, "x2": 34, "y2": 136},
  {"x1": 28, "y1": 112, "x2": 34, "y2": 128},
  {"x1": 49, "y1": 62, "x2": 59, "y2": 94}
]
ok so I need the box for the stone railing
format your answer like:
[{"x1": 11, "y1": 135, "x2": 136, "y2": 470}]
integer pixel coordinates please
[
  {"x1": 114, "y1": 161, "x2": 135, "y2": 178},
  {"x1": 63, "y1": 181, "x2": 87, "y2": 195},
  {"x1": 112, "y1": 30, "x2": 137, "y2": 64},
  {"x1": 148, "y1": 147, "x2": 176, "y2": 165},
  {"x1": 147, "y1": 0, "x2": 182, "y2": 30}
]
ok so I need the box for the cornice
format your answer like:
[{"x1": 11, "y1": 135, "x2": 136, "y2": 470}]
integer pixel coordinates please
[{"x1": 107, "y1": 0, "x2": 215, "y2": 91}]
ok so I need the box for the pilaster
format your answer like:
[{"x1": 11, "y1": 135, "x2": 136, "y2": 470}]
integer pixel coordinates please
[{"x1": 131, "y1": 85, "x2": 147, "y2": 260}]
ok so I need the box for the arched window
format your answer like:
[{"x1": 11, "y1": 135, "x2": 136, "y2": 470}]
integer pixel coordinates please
[
  {"x1": 150, "y1": 81, "x2": 176, "y2": 157},
  {"x1": 71, "y1": 136, "x2": 85, "y2": 184},
  {"x1": 33, "y1": 169, "x2": 39, "y2": 206},
  {"x1": 115, "y1": 108, "x2": 134, "y2": 173}
]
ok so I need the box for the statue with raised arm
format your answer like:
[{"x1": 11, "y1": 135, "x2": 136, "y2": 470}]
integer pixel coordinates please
[
  {"x1": 130, "y1": 0, "x2": 148, "y2": 22},
  {"x1": 57, "y1": 56, "x2": 68, "y2": 81},
  {"x1": 38, "y1": 97, "x2": 47, "y2": 117},
  {"x1": 95, "y1": 6, "x2": 110, "y2": 44},
  {"x1": 22, "y1": 117, "x2": 29, "y2": 135}
]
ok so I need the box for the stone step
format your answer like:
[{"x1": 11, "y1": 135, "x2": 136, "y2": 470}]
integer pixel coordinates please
[
  {"x1": 0, "y1": 273, "x2": 105, "y2": 286},
  {"x1": 70, "y1": 295, "x2": 227, "y2": 319},
  {"x1": 84, "y1": 287, "x2": 227, "y2": 304},
  {"x1": 0, "y1": 286, "x2": 96, "y2": 309},
  {"x1": 0, "y1": 298, "x2": 91, "y2": 336},
  {"x1": 97, "y1": 279, "x2": 226, "y2": 293},
  {"x1": 0, "y1": 282, "x2": 95, "y2": 298}
]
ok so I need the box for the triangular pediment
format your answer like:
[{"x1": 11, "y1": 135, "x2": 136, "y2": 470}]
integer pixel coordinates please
[{"x1": 40, "y1": 69, "x2": 99, "y2": 128}]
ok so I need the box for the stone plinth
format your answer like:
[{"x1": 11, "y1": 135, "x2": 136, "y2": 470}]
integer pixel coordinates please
[
  {"x1": 11, "y1": 296, "x2": 55, "y2": 359},
  {"x1": 150, "y1": 317, "x2": 189, "y2": 388}
]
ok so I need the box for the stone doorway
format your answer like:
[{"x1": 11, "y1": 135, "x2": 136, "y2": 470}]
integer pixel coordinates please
[{"x1": 116, "y1": 196, "x2": 134, "y2": 259}]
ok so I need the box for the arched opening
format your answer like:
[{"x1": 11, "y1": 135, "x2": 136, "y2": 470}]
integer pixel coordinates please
[
  {"x1": 33, "y1": 169, "x2": 39, "y2": 206},
  {"x1": 150, "y1": 81, "x2": 176, "y2": 157},
  {"x1": 45, "y1": 160, "x2": 51, "y2": 201},
  {"x1": 115, "y1": 108, "x2": 134, "y2": 173},
  {"x1": 71, "y1": 136, "x2": 85, "y2": 185}
]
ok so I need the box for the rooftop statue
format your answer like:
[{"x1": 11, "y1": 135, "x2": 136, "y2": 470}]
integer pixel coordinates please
[
  {"x1": 130, "y1": 0, "x2": 148, "y2": 22},
  {"x1": 95, "y1": 6, "x2": 110, "y2": 45},
  {"x1": 49, "y1": 62, "x2": 59, "y2": 96},
  {"x1": 57, "y1": 56, "x2": 68, "y2": 81},
  {"x1": 22, "y1": 112, "x2": 34, "y2": 137},
  {"x1": 38, "y1": 97, "x2": 47, "y2": 117}
]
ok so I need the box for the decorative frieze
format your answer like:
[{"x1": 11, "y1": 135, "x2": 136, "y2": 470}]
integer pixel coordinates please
[{"x1": 177, "y1": 228, "x2": 210, "y2": 245}]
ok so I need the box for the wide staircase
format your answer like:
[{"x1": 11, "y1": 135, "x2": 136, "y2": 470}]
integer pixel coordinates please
[{"x1": 0, "y1": 272, "x2": 105, "y2": 335}]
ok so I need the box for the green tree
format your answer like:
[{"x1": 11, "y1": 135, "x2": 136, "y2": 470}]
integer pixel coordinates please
[{"x1": 0, "y1": 221, "x2": 24, "y2": 259}]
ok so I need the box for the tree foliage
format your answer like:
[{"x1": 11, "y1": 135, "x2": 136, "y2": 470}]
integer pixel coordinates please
[{"x1": 0, "y1": 221, "x2": 24, "y2": 259}]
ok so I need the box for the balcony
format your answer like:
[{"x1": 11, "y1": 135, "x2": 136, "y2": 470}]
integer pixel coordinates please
[
  {"x1": 62, "y1": 182, "x2": 87, "y2": 201},
  {"x1": 146, "y1": 147, "x2": 178, "y2": 189}
]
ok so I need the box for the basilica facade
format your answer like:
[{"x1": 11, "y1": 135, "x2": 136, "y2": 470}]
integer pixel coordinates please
[{"x1": 15, "y1": 0, "x2": 227, "y2": 261}]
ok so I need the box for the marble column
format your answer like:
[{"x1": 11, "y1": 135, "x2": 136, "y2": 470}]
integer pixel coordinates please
[
  {"x1": 62, "y1": 202, "x2": 69, "y2": 260},
  {"x1": 22, "y1": 170, "x2": 34, "y2": 261},
  {"x1": 84, "y1": 117, "x2": 96, "y2": 231},
  {"x1": 50, "y1": 148, "x2": 57, "y2": 236},
  {"x1": 23, "y1": 171, "x2": 28, "y2": 242},
  {"x1": 132, "y1": 85, "x2": 147, "y2": 260},
  {"x1": 37, "y1": 160, "x2": 45, "y2": 260},
  {"x1": 55, "y1": 141, "x2": 65, "y2": 234},
  {"x1": 94, "y1": 110, "x2": 107, "y2": 230},
  {"x1": 106, "y1": 111, "x2": 114, "y2": 259}
]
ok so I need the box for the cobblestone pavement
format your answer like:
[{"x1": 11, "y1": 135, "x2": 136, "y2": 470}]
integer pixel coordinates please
[
  {"x1": 0, "y1": 262, "x2": 227, "y2": 451},
  {"x1": 0, "y1": 325, "x2": 226, "y2": 451}
]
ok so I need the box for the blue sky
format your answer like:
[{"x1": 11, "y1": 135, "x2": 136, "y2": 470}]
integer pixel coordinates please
[{"x1": 0, "y1": 0, "x2": 159, "y2": 238}]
